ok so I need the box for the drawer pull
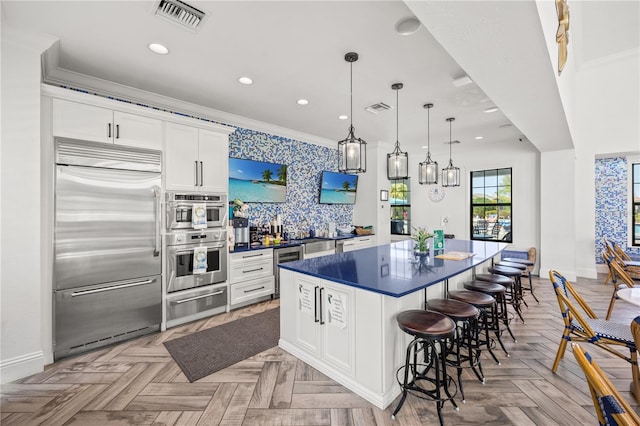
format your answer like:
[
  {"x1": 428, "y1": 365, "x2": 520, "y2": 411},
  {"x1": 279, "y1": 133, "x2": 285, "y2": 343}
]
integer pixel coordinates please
[
  {"x1": 242, "y1": 253, "x2": 264, "y2": 259},
  {"x1": 71, "y1": 279, "x2": 154, "y2": 297},
  {"x1": 172, "y1": 290, "x2": 225, "y2": 304},
  {"x1": 244, "y1": 286, "x2": 265, "y2": 294},
  {"x1": 242, "y1": 267, "x2": 264, "y2": 274}
]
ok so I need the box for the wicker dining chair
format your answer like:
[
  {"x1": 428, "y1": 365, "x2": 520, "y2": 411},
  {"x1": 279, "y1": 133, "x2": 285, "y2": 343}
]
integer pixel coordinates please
[
  {"x1": 572, "y1": 343, "x2": 640, "y2": 426},
  {"x1": 604, "y1": 237, "x2": 640, "y2": 282},
  {"x1": 603, "y1": 251, "x2": 635, "y2": 320},
  {"x1": 548, "y1": 270, "x2": 638, "y2": 381}
]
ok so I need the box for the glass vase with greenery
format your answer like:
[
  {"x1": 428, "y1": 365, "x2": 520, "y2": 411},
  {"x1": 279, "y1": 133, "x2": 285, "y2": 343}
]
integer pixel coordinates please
[{"x1": 412, "y1": 226, "x2": 434, "y2": 253}]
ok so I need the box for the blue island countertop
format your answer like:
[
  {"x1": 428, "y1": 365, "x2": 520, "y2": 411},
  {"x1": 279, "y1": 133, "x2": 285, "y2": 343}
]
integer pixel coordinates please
[{"x1": 279, "y1": 239, "x2": 507, "y2": 298}]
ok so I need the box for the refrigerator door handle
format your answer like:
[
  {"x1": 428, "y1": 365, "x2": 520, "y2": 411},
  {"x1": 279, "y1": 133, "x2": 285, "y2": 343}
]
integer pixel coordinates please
[
  {"x1": 71, "y1": 279, "x2": 155, "y2": 297},
  {"x1": 153, "y1": 189, "x2": 161, "y2": 257}
]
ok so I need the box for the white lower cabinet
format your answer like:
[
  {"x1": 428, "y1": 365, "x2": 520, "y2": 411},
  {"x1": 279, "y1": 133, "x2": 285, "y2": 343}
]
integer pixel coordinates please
[
  {"x1": 289, "y1": 273, "x2": 354, "y2": 375},
  {"x1": 229, "y1": 249, "x2": 274, "y2": 308}
]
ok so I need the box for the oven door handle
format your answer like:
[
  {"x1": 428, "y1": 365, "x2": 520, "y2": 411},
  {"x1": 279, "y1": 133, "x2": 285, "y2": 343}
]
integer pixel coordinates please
[
  {"x1": 71, "y1": 279, "x2": 155, "y2": 297},
  {"x1": 171, "y1": 290, "x2": 225, "y2": 304},
  {"x1": 173, "y1": 243, "x2": 225, "y2": 255}
]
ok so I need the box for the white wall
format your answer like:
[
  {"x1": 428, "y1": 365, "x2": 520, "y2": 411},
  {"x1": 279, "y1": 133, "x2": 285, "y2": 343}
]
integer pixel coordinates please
[
  {"x1": 0, "y1": 28, "x2": 55, "y2": 383},
  {"x1": 403, "y1": 141, "x2": 540, "y2": 255},
  {"x1": 540, "y1": 149, "x2": 576, "y2": 281},
  {"x1": 573, "y1": 47, "x2": 639, "y2": 278}
]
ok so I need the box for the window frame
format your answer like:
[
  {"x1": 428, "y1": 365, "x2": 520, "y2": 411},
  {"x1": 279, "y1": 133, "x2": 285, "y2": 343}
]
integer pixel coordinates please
[
  {"x1": 470, "y1": 167, "x2": 513, "y2": 243},
  {"x1": 390, "y1": 177, "x2": 411, "y2": 236}
]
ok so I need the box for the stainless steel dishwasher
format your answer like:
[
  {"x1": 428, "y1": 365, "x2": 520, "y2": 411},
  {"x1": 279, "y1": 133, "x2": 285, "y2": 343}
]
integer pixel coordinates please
[{"x1": 273, "y1": 245, "x2": 304, "y2": 297}]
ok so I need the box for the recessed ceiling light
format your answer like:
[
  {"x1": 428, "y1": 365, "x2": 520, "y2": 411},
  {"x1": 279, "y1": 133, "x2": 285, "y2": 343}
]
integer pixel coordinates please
[
  {"x1": 483, "y1": 106, "x2": 499, "y2": 113},
  {"x1": 238, "y1": 77, "x2": 253, "y2": 85},
  {"x1": 297, "y1": 99, "x2": 309, "y2": 105},
  {"x1": 475, "y1": 136, "x2": 484, "y2": 140},
  {"x1": 421, "y1": 145, "x2": 428, "y2": 149},
  {"x1": 338, "y1": 115, "x2": 348, "y2": 120},
  {"x1": 452, "y1": 75, "x2": 473, "y2": 87},
  {"x1": 395, "y1": 17, "x2": 421, "y2": 35},
  {"x1": 148, "y1": 43, "x2": 169, "y2": 55}
]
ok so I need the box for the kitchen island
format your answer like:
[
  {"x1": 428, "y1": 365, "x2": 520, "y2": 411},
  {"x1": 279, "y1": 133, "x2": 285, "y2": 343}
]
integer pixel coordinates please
[{"x1": 278, "y1": 238, "x2": 507, "y2": 409}]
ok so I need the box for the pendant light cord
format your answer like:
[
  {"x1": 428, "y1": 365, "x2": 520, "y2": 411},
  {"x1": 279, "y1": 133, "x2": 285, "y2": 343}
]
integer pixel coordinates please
[
  {"x1": 396, "y1": 89, "x2": 399, "y2": 145},
  {"x1": 349, "y1": 62, "x2": 353, "y2": 129},
  {"x1": 427, "y1": 106, "x2": 430, "y2": 155},
  {"x1": 449, "y1": 118, "x2": 453, "y2": 163}
]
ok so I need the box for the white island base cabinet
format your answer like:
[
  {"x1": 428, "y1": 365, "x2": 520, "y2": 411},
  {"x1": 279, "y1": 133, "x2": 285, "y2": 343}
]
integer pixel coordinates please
[{"x1": 279, "y1": 268, "x2": 424, "y2": 409}]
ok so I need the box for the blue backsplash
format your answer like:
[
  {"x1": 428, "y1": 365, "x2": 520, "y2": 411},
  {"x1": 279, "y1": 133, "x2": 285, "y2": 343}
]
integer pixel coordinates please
[
  {"x1": 594, "y1": 156, "x2": 640, "y2": 263},
  {"x1": 229, "y1": 127, "x2": 353, "y2": 233}
]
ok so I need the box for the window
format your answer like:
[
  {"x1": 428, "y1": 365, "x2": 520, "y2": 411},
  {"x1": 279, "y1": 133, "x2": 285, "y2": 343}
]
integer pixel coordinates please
[
  {"x1": 471, "y1": 168, "x2": 512, "y2": 242},
  {"x1": 633, "y1": 163, "x2": 640, "y2": 246},
  {"x1": 390, "y1": 178, "x2": 411, "y2": 235}
]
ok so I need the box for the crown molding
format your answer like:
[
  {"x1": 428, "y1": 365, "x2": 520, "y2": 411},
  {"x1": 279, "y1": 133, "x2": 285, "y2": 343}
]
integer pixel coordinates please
[{"x1": 41, "y1": 55, "x2": 336, "y2": 148}]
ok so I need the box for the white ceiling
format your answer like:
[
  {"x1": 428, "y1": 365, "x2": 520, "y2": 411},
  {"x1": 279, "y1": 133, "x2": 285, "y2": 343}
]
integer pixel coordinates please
[{"x1": 2, "y1": 1, "x2": 636, "y2": 155}]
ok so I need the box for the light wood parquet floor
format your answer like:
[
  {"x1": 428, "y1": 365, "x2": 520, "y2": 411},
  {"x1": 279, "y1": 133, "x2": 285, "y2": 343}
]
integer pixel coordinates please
[{"x1": 2, "y1": 274, "x2": 639, "y2": 425}]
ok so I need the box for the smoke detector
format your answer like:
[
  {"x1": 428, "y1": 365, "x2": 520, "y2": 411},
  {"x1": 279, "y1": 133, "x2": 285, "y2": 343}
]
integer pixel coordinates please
[
  {"x1": 365, "y1": 102, "x2": 392, "y2": 114},
  {"x1": 154, "y1": 0, "x2": 206, "y2": 31}
]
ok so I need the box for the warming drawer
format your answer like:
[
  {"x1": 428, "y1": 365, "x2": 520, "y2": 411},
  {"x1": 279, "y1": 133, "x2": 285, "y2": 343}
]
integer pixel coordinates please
[{"x1": 166, "y1": 284, "x2": 227, "y2": 325}]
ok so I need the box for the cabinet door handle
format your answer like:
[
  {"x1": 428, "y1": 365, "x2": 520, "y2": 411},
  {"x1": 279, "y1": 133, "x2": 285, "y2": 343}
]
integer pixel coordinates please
[
  {"x1": 242, "y1": 267, "x2": 263, "y2": 274},
  {"x1": 107, "y1": 123, "x2": 111, "y2": 138},
  {"x1": 115, "y1": 124, "x2": 120, "y2": 139},
  {"x1": 194, "y1": 161, "x2": 199, "y2": 186},
  {"x1": 244, "y1": 286, "x2": 265, "y2": 294},
  {"x1": 319, "y1": 287, "x2": 325, "y2": 325},
  {"x1": 200, "y1": 161, "x2": 204, "y2": 186},
  {"x1": 314, "y1": 286, "x2": 320, "y2": 323}
]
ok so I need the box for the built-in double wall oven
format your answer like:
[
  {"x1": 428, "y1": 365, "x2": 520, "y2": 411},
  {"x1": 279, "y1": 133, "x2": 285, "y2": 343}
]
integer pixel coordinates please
[{"x1": 164, "y1": 192, "x2": 229, "y2": 327}]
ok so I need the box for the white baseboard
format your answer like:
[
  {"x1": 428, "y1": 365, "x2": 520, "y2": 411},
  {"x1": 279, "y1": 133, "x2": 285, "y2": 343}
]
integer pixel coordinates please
[
  {"x1": 0, "y1": 351, "x2": 44, "y2": 384},
  {"x1": 576, "y1": 267, "x2": 599, "y2": 279}
]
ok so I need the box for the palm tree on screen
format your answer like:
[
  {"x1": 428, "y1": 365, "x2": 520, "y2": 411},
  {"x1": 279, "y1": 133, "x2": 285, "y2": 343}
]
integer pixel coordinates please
[{"x1": 262, "y1": 169, "x2": 272, "y2": 182}]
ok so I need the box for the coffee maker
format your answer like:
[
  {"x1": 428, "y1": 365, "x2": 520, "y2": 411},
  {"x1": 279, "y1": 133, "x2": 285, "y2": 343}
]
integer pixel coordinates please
[{"x1": 232, "y1": 218, "x2": 249, "y2": 249}]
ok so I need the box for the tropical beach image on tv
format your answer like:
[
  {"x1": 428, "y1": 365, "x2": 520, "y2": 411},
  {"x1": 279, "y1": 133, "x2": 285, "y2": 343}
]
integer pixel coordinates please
[
  {"x1": 319, "y1": 171, "x2": 358, "y2": 204},
  {"x1": 229, "y1": 158, "x2": 287, "y2": 203}
]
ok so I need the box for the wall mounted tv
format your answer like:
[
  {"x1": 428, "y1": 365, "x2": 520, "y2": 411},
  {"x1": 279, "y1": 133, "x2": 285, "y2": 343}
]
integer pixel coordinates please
[
  {"x1": 229, "y1": 157, "x2": 287, "y2": 203},
  {"x1": 319, "y1": 171, "x2": 358, "y2": 205}
]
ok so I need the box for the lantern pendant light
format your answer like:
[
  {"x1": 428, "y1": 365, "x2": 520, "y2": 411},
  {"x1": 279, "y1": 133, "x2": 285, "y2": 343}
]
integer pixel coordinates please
[
  {"x1": 441, "y1": 117, "x2": 460, "y2": 187},
  {"x1": 338, "y1": 52, "x2": 366, "y2": 174},
  {"x1": 419, "y1": 103, "x2": 438, "y2": 185},
  {"x1": 387, "y1": 83, "x2": 409, "y2": 180}
]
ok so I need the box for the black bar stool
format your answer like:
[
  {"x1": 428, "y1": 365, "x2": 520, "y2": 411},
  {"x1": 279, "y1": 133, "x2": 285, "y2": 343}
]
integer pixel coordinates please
[
  {"x1": 392, "y1": 310, "x2": 458, "y2": 425},
  {"x1": 427, "y1": 298, "x2": 483, "y2": 403},
  {"x1": 448, "y1": 289, "x2": 502, "y2": 365},
  {"x1": 495, "y1": 261, "x2": 529, "y2": 308},
  {"x1": 502, "y1": 257, "x2": 538, "y2": 303},
  {"x1": 487, "y1": 265, "x2": 526, "y2": 323},
  {"x1": 464, "y1": 280, "x2": 515, "y2": 355}
]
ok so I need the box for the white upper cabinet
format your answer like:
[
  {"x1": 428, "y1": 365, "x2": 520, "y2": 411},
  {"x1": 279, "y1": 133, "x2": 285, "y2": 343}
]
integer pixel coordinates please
[
  {"x1": 53, "y1": 98, "x2": 162, "y2": 150},
  {"x1": 165, "y1": 122, "x2": 228, "y2": 193}
]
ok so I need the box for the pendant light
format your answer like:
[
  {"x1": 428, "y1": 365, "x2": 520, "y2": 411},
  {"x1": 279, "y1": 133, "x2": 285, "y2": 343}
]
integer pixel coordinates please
[
  {"x1": 419, "y1": 103, "x2": 438, "y2": 184},
  {"x1": 441, "y1": 117, "x2": 460, "y2": 187},
  {"x1": 338, "y1": 52, "x2": 366, "y2": 174},
  {"x1": 387, "y1": 83, "x2": 408, "y2": 180}
]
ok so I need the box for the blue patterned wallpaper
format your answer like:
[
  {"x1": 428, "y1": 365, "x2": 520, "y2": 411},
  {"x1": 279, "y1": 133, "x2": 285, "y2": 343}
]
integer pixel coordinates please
[
  {"x1": 229, "y1": 127, "x2": 353, "y2": 235},
  {"x1": 594, "y1": 157, "x2": 640, "y2": 263}
]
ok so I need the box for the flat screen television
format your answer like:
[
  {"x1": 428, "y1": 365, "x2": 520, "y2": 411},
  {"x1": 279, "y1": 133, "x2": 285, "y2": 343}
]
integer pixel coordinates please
[
  {"x1": 319, "y1": 171, "x2": 358, "y2": 205},
  {"x1": 229, "y1": 157, "x2": 287, "y2": 203}
]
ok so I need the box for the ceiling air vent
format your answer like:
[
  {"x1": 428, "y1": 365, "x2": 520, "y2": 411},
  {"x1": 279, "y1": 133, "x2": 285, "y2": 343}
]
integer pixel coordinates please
[
  {"x1": 155, "y1": 0, "x2": 205, "y2": 30},
  {"x1": 365, "y1": 102, "x2": 392, "y2": 114},
  {"x1": 444, "y1": 140, "x2": 461, "y2": 144}
]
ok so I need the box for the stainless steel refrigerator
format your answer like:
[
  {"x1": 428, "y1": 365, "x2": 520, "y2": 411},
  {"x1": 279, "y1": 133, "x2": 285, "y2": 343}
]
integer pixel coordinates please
[{"x1": 54, "y1": 138, "x2": 162, "y2": 360}]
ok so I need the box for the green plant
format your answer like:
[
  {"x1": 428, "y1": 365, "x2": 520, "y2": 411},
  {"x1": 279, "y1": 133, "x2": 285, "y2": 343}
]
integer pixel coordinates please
[{"x1": 412, "y1": 226, "x2": 434, "y2": 253}]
